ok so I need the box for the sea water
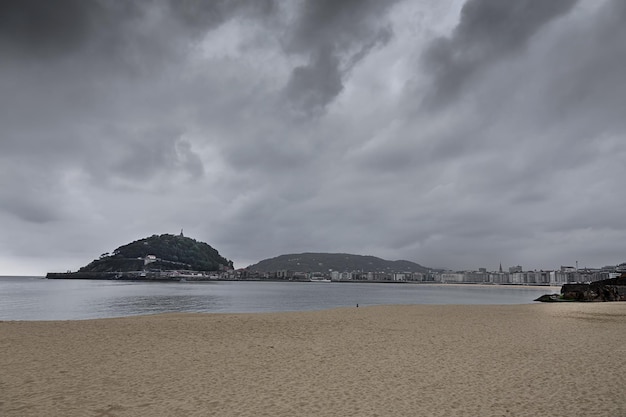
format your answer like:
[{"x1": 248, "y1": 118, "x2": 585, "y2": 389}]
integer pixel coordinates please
[{"x1": 0, "y1": 276, "x2": 559, "y2": 321}]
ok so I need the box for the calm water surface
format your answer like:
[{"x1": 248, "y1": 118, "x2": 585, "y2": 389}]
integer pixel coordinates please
[{"x1": 0, "y1": 276, "x2": 559, "y2": 321}]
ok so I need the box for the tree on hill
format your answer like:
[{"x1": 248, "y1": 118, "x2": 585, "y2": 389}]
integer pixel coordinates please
[{"x1": 79, "y1": 234, "x2": 232, "y2": 272}]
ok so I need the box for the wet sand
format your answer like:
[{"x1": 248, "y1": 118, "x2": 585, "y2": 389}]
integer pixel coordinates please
[{"x1": 2, "y1": 303, "x2": 626, "y2": 416}]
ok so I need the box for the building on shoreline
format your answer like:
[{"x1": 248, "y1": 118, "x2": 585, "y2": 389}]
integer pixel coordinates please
[
  {"x1": 437, "y1": 264, "x2": 621, "y2": 285},
  {"x1": 232, "y1": 263, "x2": 625, "y2": 285},
  {"x1": 52, "y1": 261, "x2": 626, "y2": 285}
]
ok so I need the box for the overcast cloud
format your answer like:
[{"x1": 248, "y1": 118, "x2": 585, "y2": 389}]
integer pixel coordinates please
[{"x1": 1, "y1": 0, "x2": 625, "y2": 275}]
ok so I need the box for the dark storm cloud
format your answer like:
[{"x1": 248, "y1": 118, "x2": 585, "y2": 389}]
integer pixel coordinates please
[
  {"x1": 333, "y1": 0, "x2": 626, "y2": 271},
  {"x1": 421, "y1": 0, "x2": 578, "y2": 108},
  {"x1": 285, "y1": 0, "x2": 395, "y2": 53},
  {"x1": 0, "y1": 191, "x2": 61, "y2": 224},
  {"x1": 0, "y1": 1, "x2": 162, "y2": 65},
  {"x1": 168, "y1": 0, "x2": 277, "y2": 30},
  {"x1": 3, "y1": 0, "x2": 626, "y2": 275},
  {"x1": 0, "y1": 0, "x2": 278, "y2": 70},
  {"x1": 284, "y1": 44, "x2": 343, "y2": 115},
  {"x1": 283, "y1": 0, "x2": 398, "y2": 114},
  {"x1": 0, "y1": 0, "x2": 101, "y2": 55},
  {"x1": 110, "y1": 133, "x2": 204, "y2": 185},
  {"x1": 533, "y1": 0, "x2": 626, "y2": 136},
  {"x1": 0, "y1": 160, "x2": 68, "y2": 224},
  {"x1": 0, "y1": 0, "x2": 216, "y2": 188}
]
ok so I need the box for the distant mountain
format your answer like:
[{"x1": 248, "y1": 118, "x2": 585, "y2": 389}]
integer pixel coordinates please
[
  {"x1": 79, "y1": 234, "x2": 232, "y2": 272},
  {"x1": 247, "y1": 253, "x2": 430, "y2": 273}
]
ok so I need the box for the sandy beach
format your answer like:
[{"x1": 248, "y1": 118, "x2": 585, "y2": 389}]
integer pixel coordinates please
[{"x1": 2, "y1": 303, "x2": 625, "y2": 417}]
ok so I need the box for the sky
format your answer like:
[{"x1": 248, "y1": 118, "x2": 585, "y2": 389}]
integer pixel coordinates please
[{"x1": 1, "y1": 0, "x2": 625, "y2": 275}]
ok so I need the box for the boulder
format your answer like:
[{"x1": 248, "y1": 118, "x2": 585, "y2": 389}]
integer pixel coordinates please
[{"x1": 561, "y1": 275, "x2": 626, "y2": 301}]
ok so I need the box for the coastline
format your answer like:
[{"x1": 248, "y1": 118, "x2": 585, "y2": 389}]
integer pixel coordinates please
[
  {"x1": 42, "y1": 272, "x2": 561, "y2": 287},
  {"x1": 2, "y1": 303, "x2": 625, "y2": 417}
]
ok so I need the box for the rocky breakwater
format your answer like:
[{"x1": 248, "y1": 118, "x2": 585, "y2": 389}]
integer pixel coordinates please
[{"x1": 560, "y1": 275, "x2": 626, "y2": 302}]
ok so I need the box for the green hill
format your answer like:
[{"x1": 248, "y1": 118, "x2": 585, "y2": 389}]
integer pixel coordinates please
[
  {"x1": 247, "y1": 253, "x2": 430, "y2": 273},
  {"x1": 79, "y1": 234, "x2": 232, "y2": 273}
]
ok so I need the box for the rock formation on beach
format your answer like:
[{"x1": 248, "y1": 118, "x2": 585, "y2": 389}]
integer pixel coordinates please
[
  {"x1": 535, "y1": 274, "x2": 626, "y2": 302},
  {"x1": 560, "y1": 275, "x2": 626, "y2": 301}
]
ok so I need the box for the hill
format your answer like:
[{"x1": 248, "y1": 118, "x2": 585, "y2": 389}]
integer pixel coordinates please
[
  {"x1": 79, "y1": 234, "x2": 232, "y2": 273},
  {"x1": 247, "y1": 253, "x2": 430, "y2": 274}
]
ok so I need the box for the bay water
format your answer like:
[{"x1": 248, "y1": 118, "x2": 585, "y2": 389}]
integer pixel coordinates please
[{"x1": 0, "y1": 276, "x2": 558, "y2": 321}]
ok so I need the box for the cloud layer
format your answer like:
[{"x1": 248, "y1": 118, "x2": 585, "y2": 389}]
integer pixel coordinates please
[{"x1": 1, "y1": 0, "x2": 625, "y2": 274}]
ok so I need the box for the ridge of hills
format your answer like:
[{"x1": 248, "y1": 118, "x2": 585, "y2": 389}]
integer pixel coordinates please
[
  {"x1": 78, "y1": 234, "x2": 232, "y2": 273},
  {"x1": 247, "y1": 253, "x2": 431, "y2": 274}
]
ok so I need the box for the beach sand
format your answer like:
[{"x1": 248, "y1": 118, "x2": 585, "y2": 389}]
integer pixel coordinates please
[{"x1": 2, "y1": 303, "x2": 625, "y2": 416}]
